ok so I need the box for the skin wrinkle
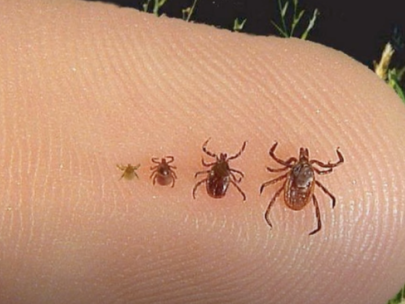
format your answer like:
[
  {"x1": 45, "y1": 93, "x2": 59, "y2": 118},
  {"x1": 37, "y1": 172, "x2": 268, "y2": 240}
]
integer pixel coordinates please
[
  {"x1": 27, "y1": 129, "x2": 38, "y2": 251},
  {"x1": 259, "y1": 89, "x2": 312, "y2": 146},
  {"x1": 19, "y1": 131, "x2": 31, "y2": 257},
  {"x1": 294, "y1": 74, "x2": 341, "y2": 132},
  {"x1": 41, "y1": 110, "x2": 60, "y2": 250}
]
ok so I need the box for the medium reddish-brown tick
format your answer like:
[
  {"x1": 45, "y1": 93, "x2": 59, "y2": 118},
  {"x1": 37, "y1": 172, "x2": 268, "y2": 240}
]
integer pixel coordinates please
[
  {"x1": 150, "y1": 156, "x2": 177, "y2": 187},
  {"x1": 117, "y1": 163, "x2": 141, "y2": 180},
  {"x1": 260, "y1": 143, "x2": 344, "y2": 235},
  {"x1": 193, "y1": 138, "x2": 247, "y2": 200}
]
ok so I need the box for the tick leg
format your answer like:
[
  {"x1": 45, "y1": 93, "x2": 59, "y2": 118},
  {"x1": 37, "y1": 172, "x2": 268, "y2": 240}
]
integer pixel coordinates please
[
  {"x1": 171, "y1": 170, "x2": 178, "y2": 179},
  {"x1": 230, "y1": 168, "x2": 244, "y2": 178},
  {"x1": 264, "y1": 185, "x2": 284, "y2": 228},
  {"x1": 259, "y1": 172, "x2": 289, "y2": 194},
  {"x1": 195, "y1": 170, "x2": 210, "y2": 178},
  {"x1": 202, "y1": 138, "x2": 217, "y2": 158},
  {"x1": 165, "y1": 156, "x2": 175, "y2": 164},
  {"x1": 151, "y1": 157, "x2": 160, "y2": 164},
  {"x1": 269, "y1": 142, "x2": 297, "y2": 166},
  {"x1": 116, "y1": 165, "x2": 124, "y2": 180},
  {"x1": 228, "y1": 141, "x2": 247, "y2": 161},
  {"x1": 152, "y1": 174, "x2": 157, "y2": 185},
  {"x1": 202, "y1": 158, "x2": 216, "y2": 167},
  {"x1": 230, "y1": 180, "x2": 246, "y2": 201},
  {"x1": 149, "y1": 169, "x2": 157, "y2": 179},
  {"x1": 230, "y1": 172, "x2": 242, "y2": 183},
  {"x1": 309, "y1": 195, "x2": 322, "y2": 235},
  {"x1": 310, "y1": 148, "x2": 344, "y2": 168},
  {"x1": 192, "y1": 179, "x2": 207, "y2": 199},
  {"x1": 313, "y1": 167, "x2": 333, "y2": 175},
  {"x1": 170, "y1": 173, "x2": 176, "y2": 187},
  {"x1": 315, "y1": 180, "x2": 336, "y2": 208},
  {"x1": 150, "y1": 166, "x2": 158, "y2": 174},
  {"x1": 266, "y1": 165, "x2": 290, "y2": 173}
]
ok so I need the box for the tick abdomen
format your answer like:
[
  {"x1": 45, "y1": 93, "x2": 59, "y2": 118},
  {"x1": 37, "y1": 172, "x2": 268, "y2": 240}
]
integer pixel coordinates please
[
  {"x1": 207, "y1": 174, "x2": 230, "y2": 198},
  {"x1": 285, "y1": 164, "x2": 315, "y2": 210}
]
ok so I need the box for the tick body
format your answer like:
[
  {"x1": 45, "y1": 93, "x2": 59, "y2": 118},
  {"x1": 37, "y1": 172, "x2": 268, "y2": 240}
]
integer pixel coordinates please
[
  {"x1": 150, "y1": 156, "x2": 177, "y2": 187},
  {"x1": 193, "y1": 138, "x2": 247, "y2": 200},
  {"x1": 117, "y1": 163, "x2": 141, "y2": 180},
  {"x1": 260, "y1": 143, "x2": 344, "y2": 235}
]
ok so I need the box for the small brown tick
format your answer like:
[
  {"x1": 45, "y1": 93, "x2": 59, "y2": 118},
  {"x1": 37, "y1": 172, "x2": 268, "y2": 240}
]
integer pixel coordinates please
[
  {"x1": 193, "y1": 138, "x2": 247, "y2": 200},
  {"x1": 117, "y1": 163, "x2": 141, "y2": 180},
  {"x1": 259, "y1": 143, "x2": 344, "y2": 235},
  {"x1": 150, "y1": 156, "x2": 177, "y2": 187}
]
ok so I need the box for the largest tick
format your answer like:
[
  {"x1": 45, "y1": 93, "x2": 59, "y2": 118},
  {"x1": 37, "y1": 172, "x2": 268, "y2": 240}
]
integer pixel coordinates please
[
  {"x1": 193, "y1": 138, "x2": 247, "y2": 200},
  {"x1": 260, "y1": 143, "x2": 344, "y2": 235}
]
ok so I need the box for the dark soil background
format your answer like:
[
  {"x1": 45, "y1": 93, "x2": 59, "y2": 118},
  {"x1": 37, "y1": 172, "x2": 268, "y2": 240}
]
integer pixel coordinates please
[{"x1": 86, "y1": 0, "x2": 405, "y2": 69}]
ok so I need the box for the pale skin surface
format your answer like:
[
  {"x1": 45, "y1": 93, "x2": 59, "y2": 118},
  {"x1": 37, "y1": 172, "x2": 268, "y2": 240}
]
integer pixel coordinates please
[{"x1": 1, "y1": 0, "x2": 405, "y2": 303}]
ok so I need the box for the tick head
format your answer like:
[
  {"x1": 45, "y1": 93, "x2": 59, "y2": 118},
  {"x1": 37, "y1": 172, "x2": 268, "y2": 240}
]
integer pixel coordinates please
[
  {"x1": 299, "y1": 147, "x2": 309, "y2": 162},
  {"x1": 219, "y1": 153, "x2": 227, "y2": 162}
]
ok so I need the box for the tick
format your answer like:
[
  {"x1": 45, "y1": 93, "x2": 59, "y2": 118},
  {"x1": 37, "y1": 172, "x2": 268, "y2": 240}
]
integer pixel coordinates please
[
  {"x1": 193, "y1": 138, "x2": 247, "y2": 200},
  {"x1": 117, "y1": 163, "x2": 141, "y2": 180},
  {"x1": 259, "y1": 142, "x2": 344, "y2": 235},
  {"x1": 150, "y1": 156, "x2": 177, "y2": 187}
]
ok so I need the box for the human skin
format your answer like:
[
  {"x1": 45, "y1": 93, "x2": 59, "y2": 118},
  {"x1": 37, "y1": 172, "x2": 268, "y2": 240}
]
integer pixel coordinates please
[{"x1": 1, "y1": 0, "x2": 405, "y2": 303}]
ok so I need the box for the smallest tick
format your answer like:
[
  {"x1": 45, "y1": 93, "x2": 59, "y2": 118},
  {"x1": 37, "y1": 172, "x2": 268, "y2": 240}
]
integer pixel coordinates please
[
  {"x1": 150, "y1": 156, "x2": 177, "y2": 187},
  {"x1": 117, "y1": 163, "x2": 141, "y2": 180}
]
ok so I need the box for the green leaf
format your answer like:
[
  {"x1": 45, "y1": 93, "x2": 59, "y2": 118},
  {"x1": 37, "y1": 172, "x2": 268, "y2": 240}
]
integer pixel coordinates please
[
  {"x1": 301, "y1": 8, "x2": 319, "y2": 40},
  {"x1": 280, "y1": 1, "x2": 290, "y2": 17},
  {"x1": 271, "y1": 20, "x2": 288, "y2": 37},
  {"x1": 233, "y1": 17, "x2": 247, "y2": 32},
  {"x1": 386, "y1": 282, "x2": 405, "y2": 304}
]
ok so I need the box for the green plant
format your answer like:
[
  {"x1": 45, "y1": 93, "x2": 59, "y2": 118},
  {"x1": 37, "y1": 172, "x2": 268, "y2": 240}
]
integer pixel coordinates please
[
  {"x1": 387, "y1": 283, "x2": 405, "y2": 304},
  {"x1": 142, "y1": 0, "x2": 167, "y2": 16},
  {"x1": 182, "y1": 0, "x2": 198, "y2": 22},
  {"x1": 233, "y1": 17, "x2": 247, "y2": 32},
  {"x1": 388, "y1": 67, "x2": 405, "y2": 102},
  {"x1": 271, "y1": 0, "x2": 319, "y2": 39},
  {"x1": 374, "y1": 42, "x2": 405, "y2": 103}
]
